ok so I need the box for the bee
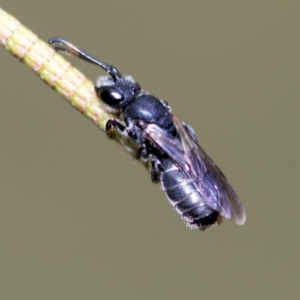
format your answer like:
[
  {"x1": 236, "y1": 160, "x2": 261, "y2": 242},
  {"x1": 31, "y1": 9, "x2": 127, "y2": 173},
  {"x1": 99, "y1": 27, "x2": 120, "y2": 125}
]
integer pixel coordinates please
[{"x1": 49, "y1": 37, "x2": 246, "y2": 230}]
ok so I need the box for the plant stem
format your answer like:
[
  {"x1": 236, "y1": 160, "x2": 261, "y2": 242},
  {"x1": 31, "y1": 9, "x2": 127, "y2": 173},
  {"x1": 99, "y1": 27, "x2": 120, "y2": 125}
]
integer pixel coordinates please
[{"x1": 0, "y1": 7, "x2": 142, "y2": 162}]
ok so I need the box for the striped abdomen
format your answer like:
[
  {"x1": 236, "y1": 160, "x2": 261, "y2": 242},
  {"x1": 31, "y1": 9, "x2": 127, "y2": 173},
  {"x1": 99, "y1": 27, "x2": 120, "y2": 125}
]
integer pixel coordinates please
[{"x1": 160, "y1": 158, "x2": 220, "y2": 230}]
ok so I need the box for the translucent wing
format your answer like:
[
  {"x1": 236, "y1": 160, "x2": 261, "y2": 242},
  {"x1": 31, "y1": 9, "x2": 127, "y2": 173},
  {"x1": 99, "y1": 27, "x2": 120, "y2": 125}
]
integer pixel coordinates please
[{"x1": 144, "y1": 116, "x2": 246, "y2": 225}]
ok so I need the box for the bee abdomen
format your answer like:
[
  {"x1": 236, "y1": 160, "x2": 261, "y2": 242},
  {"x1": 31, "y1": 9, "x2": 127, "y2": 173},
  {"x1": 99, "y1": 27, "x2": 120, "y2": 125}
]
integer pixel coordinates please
[{"x1": 160, "y1": 159, "x2": 219, "y2": 230}]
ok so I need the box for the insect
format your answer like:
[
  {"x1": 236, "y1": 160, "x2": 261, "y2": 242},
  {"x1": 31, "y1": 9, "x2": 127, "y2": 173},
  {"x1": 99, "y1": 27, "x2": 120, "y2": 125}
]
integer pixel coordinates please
[{"x1": 49, "y1": 37, "x2": 246, "y2": 230}]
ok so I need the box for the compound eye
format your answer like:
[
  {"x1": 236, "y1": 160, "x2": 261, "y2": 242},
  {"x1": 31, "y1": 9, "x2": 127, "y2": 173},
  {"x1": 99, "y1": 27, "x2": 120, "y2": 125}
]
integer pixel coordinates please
[{"x1": 98, "y1": 87, "x2": 124, "y2": 106}]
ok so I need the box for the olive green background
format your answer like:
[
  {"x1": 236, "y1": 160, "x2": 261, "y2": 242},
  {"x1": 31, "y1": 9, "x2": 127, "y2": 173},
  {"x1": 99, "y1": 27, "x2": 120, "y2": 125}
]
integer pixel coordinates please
[{"x1": 0, "y1": 1, "x2": 299, "y2": 299}]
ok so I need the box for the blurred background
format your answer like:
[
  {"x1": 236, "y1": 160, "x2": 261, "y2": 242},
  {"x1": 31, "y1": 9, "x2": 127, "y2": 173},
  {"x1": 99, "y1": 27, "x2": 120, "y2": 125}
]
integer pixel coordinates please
[{"x1": 0, "y1": 1, "x2": 299, "y2": 299}]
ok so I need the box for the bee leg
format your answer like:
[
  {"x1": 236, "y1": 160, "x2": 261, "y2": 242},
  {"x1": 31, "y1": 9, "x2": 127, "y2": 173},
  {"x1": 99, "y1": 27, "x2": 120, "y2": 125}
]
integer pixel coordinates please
[
  {"x1": 105, "y1": 119, "x2": 126, "y2": 138},
  {"x1": 150, "y1": 158, "x2": 162, "y2": 183},
  {"x1": 135, "y1": 144, "x2": 160, "y2": 183},
  {"x1": 135, "y1": 145, "x2": 148, "y2": 160}
]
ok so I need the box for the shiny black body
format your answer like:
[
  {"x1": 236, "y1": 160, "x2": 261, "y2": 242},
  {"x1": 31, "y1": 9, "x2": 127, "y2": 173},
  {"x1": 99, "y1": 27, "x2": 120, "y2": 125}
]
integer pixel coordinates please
[
  {"x1": 160, "y1": 158, "x2": 220, "y2": 229},
  {"x1": 124, "y1": 95, "x2": 176, "y2": 135},
  {"x1": 104, "y1": 91, "x2": 219, "y2": 229},
  {"x1": 49, "y1": 37, "x2": 246, "y2": 230}
]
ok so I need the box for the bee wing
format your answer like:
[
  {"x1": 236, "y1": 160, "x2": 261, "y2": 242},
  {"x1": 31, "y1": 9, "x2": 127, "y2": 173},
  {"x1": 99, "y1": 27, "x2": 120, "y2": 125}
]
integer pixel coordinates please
[{"x1": 144, "y1": 116, "x2": 246, "y2": 225}]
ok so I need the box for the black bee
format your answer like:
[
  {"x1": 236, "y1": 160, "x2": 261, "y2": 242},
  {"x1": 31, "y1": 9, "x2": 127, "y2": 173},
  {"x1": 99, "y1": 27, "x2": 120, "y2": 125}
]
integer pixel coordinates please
[{"x1": 49, "y1": 37, "x2": 246, "y2": 230}]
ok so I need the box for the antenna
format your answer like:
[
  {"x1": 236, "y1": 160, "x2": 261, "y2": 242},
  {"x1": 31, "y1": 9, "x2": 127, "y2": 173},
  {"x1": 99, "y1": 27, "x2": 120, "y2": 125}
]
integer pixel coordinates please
[{"x1": 48, "y1": 37, "x2": 123, "y2": 81}]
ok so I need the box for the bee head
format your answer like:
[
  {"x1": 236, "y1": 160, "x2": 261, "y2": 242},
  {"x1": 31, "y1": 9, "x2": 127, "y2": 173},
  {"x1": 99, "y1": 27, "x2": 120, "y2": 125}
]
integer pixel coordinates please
[{"x1": 48, "y1": 36, "x2": 140, "y2": 111}]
